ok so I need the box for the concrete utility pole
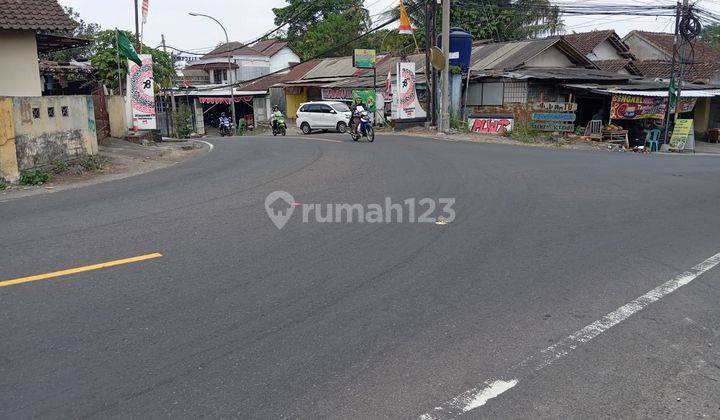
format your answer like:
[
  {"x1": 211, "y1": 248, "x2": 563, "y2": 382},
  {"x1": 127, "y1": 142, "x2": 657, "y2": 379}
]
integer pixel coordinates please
[
  {"x1": 189, "y1": 13, "x2": 237, "y2": 133},
  {"x1": 675, "y1": 0, "x2": 690, "y2": 119},
  {"x1": 663, "y1": 0, "x2": 683, "y2": 144},
  {"x1": 439, "y1": 0, "x2": 450, "y2": 133},
  {"x1": 134, "y1": 0, "x2": 141, "y2": 51},
  {"x1": 161, "y1": 34, "x2": 178, "y2": 138},
  {"x1": 425, "y1": 0, "x2": 432, "y2": 127}
]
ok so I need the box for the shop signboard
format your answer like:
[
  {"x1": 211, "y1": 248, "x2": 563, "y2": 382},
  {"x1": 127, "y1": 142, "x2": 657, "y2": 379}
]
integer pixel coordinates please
[
  {"x1": 351, "y1": 89, "x2": 377, "y2": 112},
  {"x1": 126, "y1": 54, "x2": 156, "y2": 130},
  {"x1": 531, "y1": 112, "x2": 576, "y2": 122},
  {"x1": 669, "y1": 119, "x2": 695, "y2": 151},
  {"x1": 322, "y1": 88, "x2": 354, "y2": 101},
  {"x1": 353, "y1": 49, "x2": 376, "y2": 69},
  {"x1": 610, "y1": 94, "x2": 696, "y2": 120},
  {"x1": 529, "y1": 121, "x2": 575, "y2": 132},
  {"x1": 531, "y1": 102, "x2": 578, "y2": 112},
  {"x1": 468, "y1": 117, "x2": 513, "y2": 134}
]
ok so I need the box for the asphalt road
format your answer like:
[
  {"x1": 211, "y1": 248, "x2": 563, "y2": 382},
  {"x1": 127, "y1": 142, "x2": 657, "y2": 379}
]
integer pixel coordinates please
[{"x1": 2, "y1": 133, "x2": 720, "y2": 419}]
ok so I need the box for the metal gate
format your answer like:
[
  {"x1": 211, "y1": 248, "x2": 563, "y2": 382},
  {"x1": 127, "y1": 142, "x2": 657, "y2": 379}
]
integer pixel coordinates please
[{"x1": 91, "y1": 85, "x2": 111, "y2": 141}]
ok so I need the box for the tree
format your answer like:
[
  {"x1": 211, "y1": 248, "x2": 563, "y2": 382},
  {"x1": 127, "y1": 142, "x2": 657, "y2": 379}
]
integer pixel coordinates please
[
  {"x1": 42, "y1": 6, "x2": 101, "y2": 62},
  {"x1": 273, "y1": 0, "x2": 370, "y2": 59},
  {"x1": 700, "y1": 24, "x2": 720, "y2": 50},
  {"x1": 90, "y1": 30, "x2": 174, "y2": 92},
  {"x1": 389, "y1": 0, "x2": 562, "y2": 43}
]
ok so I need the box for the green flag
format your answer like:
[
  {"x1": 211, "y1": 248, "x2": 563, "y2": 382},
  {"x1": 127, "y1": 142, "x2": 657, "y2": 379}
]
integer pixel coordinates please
[
  {"x1": 668, "y1": 74, "x2": 677, "y2": 111},
  {"x1": 116, "y1": 29, "x2": 142, "y2": 66}
]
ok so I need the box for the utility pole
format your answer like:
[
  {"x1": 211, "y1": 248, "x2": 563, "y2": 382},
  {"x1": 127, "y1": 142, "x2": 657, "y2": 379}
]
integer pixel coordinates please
[
  {"x1": 425, "y1": 0, "x2": 432, "y2": 127},
  {"x1": 663, "y1": 0, "x2": 682, "y2": 144},
  {"x1": 431, "y1": 0, "x2": 437, "y2": 126},
  {"x1": 439, "y1": 0, "x2": 450, "y2": 133},
  {"x1": 161, "y1": 34, "x2": 178, "y2": 138},
  {"x1": 675, "y1": 0, "x2": 690, "y2": 120},
  {"x1": 134, "y1": 0, "x2": 141, "y2": 50}
]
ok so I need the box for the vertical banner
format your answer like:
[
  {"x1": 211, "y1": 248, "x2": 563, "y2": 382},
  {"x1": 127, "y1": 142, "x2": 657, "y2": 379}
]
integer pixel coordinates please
[
  {"x1": 397, "y1": 62, "x2": 416, "y2": 119},
  {"x1": 126, "y1": 54, "x2": 157, "y2": 130}
]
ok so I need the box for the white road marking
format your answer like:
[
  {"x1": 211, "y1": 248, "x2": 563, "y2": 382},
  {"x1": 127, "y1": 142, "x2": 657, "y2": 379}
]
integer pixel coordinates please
[
  {"x1": 194, "y1": 140, "x2": 214, "y2": 151},
  {"x1": 421, "y1": 252, "x2": 720, "y2": 419}
]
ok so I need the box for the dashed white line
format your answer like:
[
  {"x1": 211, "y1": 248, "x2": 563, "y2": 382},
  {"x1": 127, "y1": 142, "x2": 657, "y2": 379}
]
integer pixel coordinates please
[{"x1": 421, "y1": 251, "x2": 720, "y2": 419}]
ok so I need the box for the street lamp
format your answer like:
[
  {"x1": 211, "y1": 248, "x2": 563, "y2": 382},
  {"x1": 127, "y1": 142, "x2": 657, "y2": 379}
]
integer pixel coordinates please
[{"x1": 189, "y1": 12, "x2": 237, "y2": 134}]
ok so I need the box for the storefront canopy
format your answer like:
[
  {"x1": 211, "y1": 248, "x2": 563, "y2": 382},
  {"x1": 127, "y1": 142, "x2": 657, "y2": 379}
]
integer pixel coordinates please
[{"x1": 594, "y1": 89, "x2": 720, "y2": 98}]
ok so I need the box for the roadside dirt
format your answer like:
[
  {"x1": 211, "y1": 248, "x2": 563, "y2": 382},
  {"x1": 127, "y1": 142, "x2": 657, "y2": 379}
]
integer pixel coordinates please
[{"x1": 0, "y1": 138, "x2": 208, "y2": 201}]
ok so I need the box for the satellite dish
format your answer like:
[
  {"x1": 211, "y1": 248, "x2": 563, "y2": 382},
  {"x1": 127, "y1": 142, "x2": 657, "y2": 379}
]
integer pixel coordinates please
[{"x1": 430, "y1": 47, "x2": 445, "y2": 71}]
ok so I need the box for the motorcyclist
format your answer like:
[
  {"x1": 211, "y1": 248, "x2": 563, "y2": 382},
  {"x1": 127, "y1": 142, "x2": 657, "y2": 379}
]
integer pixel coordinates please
[
  {"x1": 351, "y1": 97, "x2": 367, "y2": 134},
  {"x1": 219, "y1": 112, "x2": 230, "y2": 127},
  {"x1": 270, "y1": 105, "x2": 283, "y2": 130}
]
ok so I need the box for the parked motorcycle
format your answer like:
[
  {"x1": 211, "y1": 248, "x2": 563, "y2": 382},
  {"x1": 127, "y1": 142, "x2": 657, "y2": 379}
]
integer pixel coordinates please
[
  {"x1": 272, "y1": 115, "x2": 287, "y2": 136},
  {"x1": 350, "y1": 107, "x2": 374, "y2": 142}
]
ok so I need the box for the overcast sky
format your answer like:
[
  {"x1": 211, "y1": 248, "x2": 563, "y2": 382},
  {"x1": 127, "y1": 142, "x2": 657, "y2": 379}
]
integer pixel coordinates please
[{"x1": 57, "y1": 0, "x2": 698, "y2": 55}]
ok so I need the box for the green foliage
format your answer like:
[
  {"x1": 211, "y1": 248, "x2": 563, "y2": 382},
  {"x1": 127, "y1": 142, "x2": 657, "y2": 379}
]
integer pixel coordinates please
[
  {"x1": 90, "y1": 29, "x2": 175, "y2": 93},
  {"x1": 0, "y1": 179, "x2": 7, "y2": 190},
  {"x1": 41, "y1": 6, "x2": 100, "y2": 62},
  {"x1": 700, "y1": 24, "x2": 720, "y2": 50},
  {"x1": 510, "y1": 121, "x2": 541, "y2": 143},
  {"x1": 449, "y1": 65, "x2": 462, "y2": 75},
  {"x1": 273, "y1": 0, "x2": 369, "y2": 59},
  {"x1": 449, "y1": 115, "x2": 468, "y2": 132},
  {"x1": 390, "y1": 0, "x2": 562, "y2": 42},
  {"x1": 20, "y1": 170, "x2": 51, "y2": 186},
  {"x1": 51, "y1": 159, "x2": 69, "y2": 174},
  {"x1": 173, "y1": 104, "x2": 194, "y2": 138}
]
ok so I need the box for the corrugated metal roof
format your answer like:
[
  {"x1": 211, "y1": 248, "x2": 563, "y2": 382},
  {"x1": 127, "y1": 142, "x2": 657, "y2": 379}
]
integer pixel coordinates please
[{"x1": 302, "y1": 56, "x2": 357, "y2": 79}]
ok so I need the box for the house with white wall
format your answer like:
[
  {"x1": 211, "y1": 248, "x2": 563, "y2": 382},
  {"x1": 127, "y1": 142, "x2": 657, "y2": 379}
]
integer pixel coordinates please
[{"x1": 185, "y1": 39, "x2": 301, "y2": 85}]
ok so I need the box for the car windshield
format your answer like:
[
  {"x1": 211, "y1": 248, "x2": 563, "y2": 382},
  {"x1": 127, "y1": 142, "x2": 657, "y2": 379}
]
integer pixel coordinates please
[{"x1": 332, "y1": 103, "x2": 350, "y2": 113}]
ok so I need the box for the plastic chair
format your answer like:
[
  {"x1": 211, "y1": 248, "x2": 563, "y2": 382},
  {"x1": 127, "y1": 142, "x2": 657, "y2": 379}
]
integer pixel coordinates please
[{"x1": 645, "y1": 128, "x2": 661, "y2": 152}]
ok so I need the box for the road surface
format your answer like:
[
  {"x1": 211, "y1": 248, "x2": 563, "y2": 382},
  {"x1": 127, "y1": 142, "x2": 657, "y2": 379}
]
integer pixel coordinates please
[{"x1": 1, "y1": 134, "x2": 720, "y2": 419}]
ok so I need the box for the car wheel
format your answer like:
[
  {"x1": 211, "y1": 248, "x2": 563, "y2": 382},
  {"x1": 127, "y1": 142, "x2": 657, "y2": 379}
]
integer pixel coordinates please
[
  {"x1": 301, "y1": 122, "x2": 311, "y2": 135},
  {"x1": 336, "y1": 121, "x2": 347, "y2": 133}
]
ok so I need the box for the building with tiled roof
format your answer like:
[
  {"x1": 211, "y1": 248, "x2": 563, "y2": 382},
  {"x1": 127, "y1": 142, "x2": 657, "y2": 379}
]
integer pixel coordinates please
[
  {"x1": 624, "y1": 31, "x2": 720, "y2": 84},
  {"x1": 562, "y1": 30, "x2": 641, "y2": 76},
  {"x1": 188, "y1": 39, "x2": 301, "y2": 84},
  {"x1": 0, "y1": 0, "x2": 77, "y2": 96}
]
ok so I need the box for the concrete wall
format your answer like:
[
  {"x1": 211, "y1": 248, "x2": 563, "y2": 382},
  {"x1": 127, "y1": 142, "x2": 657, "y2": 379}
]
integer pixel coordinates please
[
  {"x1": 0, "y1": 30, "x2": 42, "y2": 97},
  {"x1": 0, "y1": 97, "x2": 19, "y2": 182},
  {"x1": 107, "y1": 95, "x2": 129, "y2": 138},
  {"x1": 285, "y1": 88, "x2": 308, "y2": 118},
  {"x1": 589, "y1": 41, "x2": 623, "y2": 61},
  {"x1": 270, "y1": 47, "x2": 301, "y2": 73},
  {"x1": 193, "y1": 98, "x2": 205, "y2": 135},
  {"x1": 624, "y1": 34, "x2": 669, "y2": 61},
  {"x1": 11, "y1": 96, "x2": 98, "y2": 171},
  {"x1": 526, "y1": 47, "x2": 573, "y2": 68}
]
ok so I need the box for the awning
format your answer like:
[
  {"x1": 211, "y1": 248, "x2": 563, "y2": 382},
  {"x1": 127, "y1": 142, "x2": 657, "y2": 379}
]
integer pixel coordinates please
[
  {"x1": 36, "y1": 33, "x2": 92, "y2": 53},
  {"x1": 596, "y1": 89, "x2": 720, "y2": 98},
  {"x1": 199, "y1": 96, "x2": 254, "y2": 104}
]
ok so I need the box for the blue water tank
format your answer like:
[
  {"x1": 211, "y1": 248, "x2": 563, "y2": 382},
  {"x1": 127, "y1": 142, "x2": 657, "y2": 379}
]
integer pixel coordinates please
[{"x1": 437, "y1": 28, "x2": 474, "y2": 69}]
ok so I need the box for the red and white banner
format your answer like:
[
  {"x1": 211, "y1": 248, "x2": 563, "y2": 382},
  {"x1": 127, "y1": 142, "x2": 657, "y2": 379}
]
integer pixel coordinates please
[
  {"x1": 142, "y1": 0, "x2": 150, "y2": 23},
  {"x1": 126, "y1": 54, "x2": 156, "y2": 130}
]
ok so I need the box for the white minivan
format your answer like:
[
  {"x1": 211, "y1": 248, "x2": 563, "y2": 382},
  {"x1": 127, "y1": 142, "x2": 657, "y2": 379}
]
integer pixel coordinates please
[{"x1": 296, "y1": 101, "x2": 352, "y2": 134}]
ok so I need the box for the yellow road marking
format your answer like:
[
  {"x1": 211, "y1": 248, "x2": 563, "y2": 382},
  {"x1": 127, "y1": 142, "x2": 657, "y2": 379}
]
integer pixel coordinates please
[{"x1": 0, "y1": 253, "x2": 163, "y2": 288}]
